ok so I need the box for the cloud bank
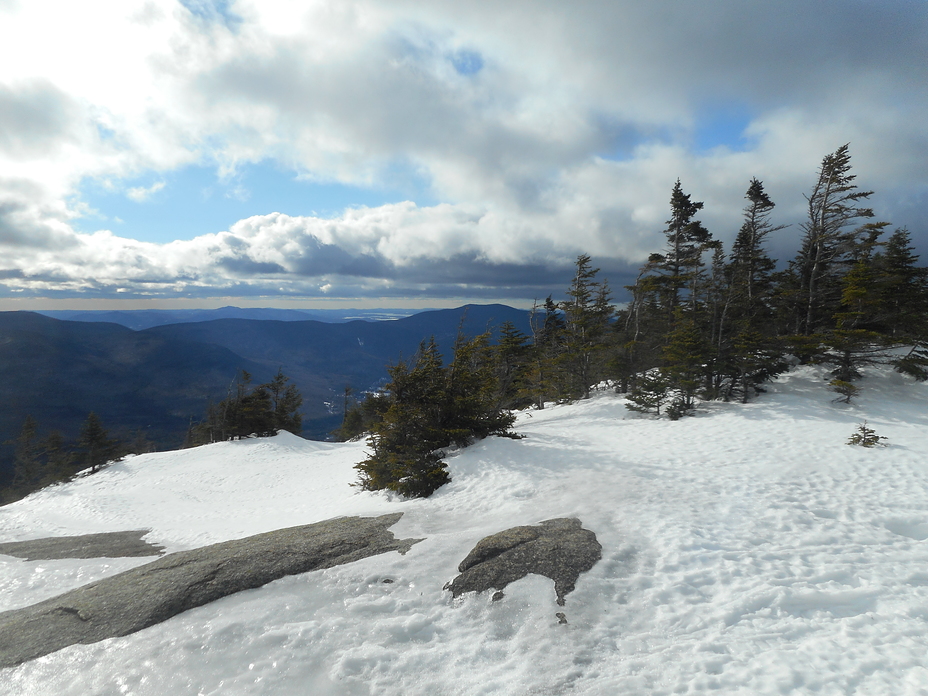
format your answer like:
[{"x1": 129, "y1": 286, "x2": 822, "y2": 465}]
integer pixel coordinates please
[{"x1": 1, "y1": 0, "x2": 926, "y2": 302}]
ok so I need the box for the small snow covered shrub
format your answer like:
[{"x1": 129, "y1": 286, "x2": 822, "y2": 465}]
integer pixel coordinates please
[{"x1": 847, "y1": 421, "x2": 887, "y2": 447}]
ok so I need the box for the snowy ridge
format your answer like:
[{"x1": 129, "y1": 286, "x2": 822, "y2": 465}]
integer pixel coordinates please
[{"x1": 1, "y1": 363, "x2": 928, "y2": 695}]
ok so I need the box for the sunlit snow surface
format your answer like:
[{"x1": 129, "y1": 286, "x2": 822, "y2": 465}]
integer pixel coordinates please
[{"x1": 2, "y1": 364, "x2": 928, "y2": 695}]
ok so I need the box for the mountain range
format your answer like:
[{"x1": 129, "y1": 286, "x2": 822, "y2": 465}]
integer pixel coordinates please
[{"x1": 0, "y1": 305, "x2": 532, "y2": 485}]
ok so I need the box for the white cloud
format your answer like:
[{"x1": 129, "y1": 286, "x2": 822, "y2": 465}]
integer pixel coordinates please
[
  {"x1": 126, "y1": 181, "x2": 166, "y2": 202},
  {"x1": 0, "y1": 0, "x2": 925, "y2": 301}
]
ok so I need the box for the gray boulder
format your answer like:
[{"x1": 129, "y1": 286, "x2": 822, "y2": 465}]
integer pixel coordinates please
[
  {"x1": 445, "y1": 518, "x2": 601, "y2": 606},
  {"x1": 0, "y1": 513, "x2": 420, "y2": 668},
  {"x1": 0, "y1": 530, "x2": 164, "y2": 561}
]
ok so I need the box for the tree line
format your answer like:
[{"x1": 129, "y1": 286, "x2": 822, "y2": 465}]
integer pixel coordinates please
[
  {"x1": 339, "y1": 143, "x2": 928, "y2": 496},
  {"x1": 2, "y1": 368, "x2": 304, "y2": 504},
  {"x1": 0, "y1": 412, "x2": 146, "y2": 504},
  {"x1": 184, "y1": 369, "x2": 303, "y2": 445}
]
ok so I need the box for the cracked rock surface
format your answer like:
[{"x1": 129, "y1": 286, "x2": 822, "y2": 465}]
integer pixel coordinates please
[
  {"x1": 0, "y1": 513, "x2": 421, "y2": 668},
  {"x1": 445, "y1": 518, "x2": 601, "y2": 606},
  {"x1": 0, "y1": 530, "x2": 165, "y2": 561}
]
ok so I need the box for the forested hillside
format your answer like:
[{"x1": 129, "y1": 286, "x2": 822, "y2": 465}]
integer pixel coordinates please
[
  {"x1": 342, "y1": 145, "x2": 928, "y2": 497},
  {"x1": 0, "y1": 304, "x2": 531, "y2": 496}
]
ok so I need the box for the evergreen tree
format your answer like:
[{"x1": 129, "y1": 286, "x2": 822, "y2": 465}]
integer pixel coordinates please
[
  {"x1": 77, "y1": 412, "x2": 122, "y2": 474},
  {"x1": 493, "y1": 321, "x2": 532, "y2": 409},
  {"x1": 41, "y1": 430, "x2": 76, "y2": 483},
  {"x1": 872, "y1": 228, "x2": 928, "y2": 338},
  {"x1": 9, "y1": 416, "x2": 43, "y2": 493},
  {"x1": 625, "y1": 370, "x2": 671, "y2": 416},
  {"x1": 265, "y1": 368, "x2": 303, "y2": 435},
  {"x1": 355, "y1": 338, "x2": 450, "y2": 497},
  {"x1": 354, "y1": 333, "x2": 516, "y2": 498},
  {"x1": 558, "y1": 255, "x2": 614, "y2": 399},
  {"x1": 660, "y1": 317, "x2": 711, "y2": 415},
  {"x1": 443, "y1": 332, "x2": 516, "y2": 445},
  {"x1": 188, "y1": 369, "x2": 303, "y2": 444},
  {"x1": 650, "y1": 180, "x2": 714, "y2": 316},
  {"x1": 793, "y1": 144, "x2": 876, "y2": 334},
  {"x1": 725, "y1": 178, "x2": 784, "y2": 334},
  {"x1": 522, "y1": 296, "x2": 566, "y2": 408}
]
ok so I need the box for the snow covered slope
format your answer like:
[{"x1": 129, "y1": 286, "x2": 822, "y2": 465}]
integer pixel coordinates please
[{"x1": 2, "y1": 363, "x2": 927, "y2": 695}]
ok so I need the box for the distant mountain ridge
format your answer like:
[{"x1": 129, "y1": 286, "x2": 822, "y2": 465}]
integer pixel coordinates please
[
  {"x1": 0, "y1": 305, "x2": 532, "y2": 484},
  {"x1": 36, "y1": 306, "x2": 427, "y2": 331}
]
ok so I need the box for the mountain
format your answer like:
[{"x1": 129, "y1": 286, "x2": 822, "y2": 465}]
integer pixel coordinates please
[
  {"x1": 36, "y1": 306, "x2": 428, "y2": 330},
  {"x1": 1, "y1": 362, "x2": 926, "y2": 694},
  {"x1": 0, "y1": 305, "x2": 532, "y2": 483},
  {"x1": 143, "y1": 303, "x2": 532, "y2": 415},
  {"x1": 0, "y1": 312, "x2": 275, "y2": 480}
]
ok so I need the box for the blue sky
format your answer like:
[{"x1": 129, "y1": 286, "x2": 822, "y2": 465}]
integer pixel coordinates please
[
  {"x1": 74, "y1": 162, "x2": 436, "y2": 244},
  {"x1": 0, "y1": 0, "x2": 925, "y2": 308}
]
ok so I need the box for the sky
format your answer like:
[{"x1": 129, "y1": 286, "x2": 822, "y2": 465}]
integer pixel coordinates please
[{"x1": 0, "y1": 0, "x2": 926, "y2": 309}]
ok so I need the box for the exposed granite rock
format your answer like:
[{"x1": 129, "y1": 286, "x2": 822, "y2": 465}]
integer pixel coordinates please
[
  {"x1": 445, "y1": 518, "x2": 601, "y2": 606},
  {"x1": 0, "y1": 530, "x2": 164, "y2": 561},
  {"x1": 0, "y1": 513, "x2": 421, "y2": 668}
]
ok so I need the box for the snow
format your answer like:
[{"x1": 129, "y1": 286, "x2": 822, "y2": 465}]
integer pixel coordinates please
[{"x1": 2, "y1": 363, "x2": 928, "y2": 695}]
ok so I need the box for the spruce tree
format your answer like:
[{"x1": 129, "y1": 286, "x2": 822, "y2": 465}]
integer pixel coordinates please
[
  {"x1": 9, "y1": 416, "x2": 43, "y2": 493},
  {"x1": 724, "y1": 178, "x2": 784, "y2": 336},
  {"x1": 558, "y1": 255, "x2": 614, "y2": 399},
  {"x1": 265, "y1": 368, "x2": 303, "y2": 435},
  {"x1": 650, "y1": 180, "x2": 713, "y2": 316},
  {"x1": 793, "y1": 144, "x2": 875, "y2": 335},
  {"x1": 523, "y1": 296, "x2": 566, "y2": 408},
  {"x1": 355, "y1": 339, "x2": 450, "y2": 497},
  {"x1": 493, "y1": 321, "x2": 531, "y2": 409},
  {"x1": 78, "y1": 412, "x2": 121, "y2": 474}
]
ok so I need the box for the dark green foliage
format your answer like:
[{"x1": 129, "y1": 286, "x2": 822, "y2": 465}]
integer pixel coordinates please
[
  {"x1": 650, "y1": 180, "x2": 714, "y2": 315},
  {"x1": 874, "y1": 228, "x2": 928, "y2": 338},
  {"x1": 625, "y1": 371, "x2": 670, "y2": 415},
  {"x1": 792, "y1": 144, "x2": 876, "y2": 335},
  {"x1": 355, "y1": 339, "x2": 449, "y2": 497},
  {"x1": 332, "y1": 390, "x2": 390, "y2": 442},
  {"x1": 1, "y1": 417, "x2": 105, "y2": 504},
  {"x1": 725, "y1": 330, "x2": 789, "y2": 403},
  {"x1": 187, "y1": 370, "x2": 303, "y2": 445},
  {"x1": 847, "y1": 421, "x2": 886, "y2": 447},
  {"x1": 830, "y1": 379, "x2": 860, "y2": 404},
  {"x1": 77, "y1": 412, "x2": 124, "y2": 474},
  {"x1": 493, "y1": 320, "x2": 532, "y2": 409},
  {"x1": 9, "y1": 416, "x2": 43, "y2": 493},
  {"x1": 355, "y1": 335, "x2": 516, "y2": 498},
  {"x1": 265, "y1": 368, "x2": 303, "y2": 435},
  {"x1": 521, "y1": 296, "x2": 567, "y2": 408},
  {"x1": 894, "y1": 345, "x2": 928, "y2": 382},
  {"x1": 558, "y1": 255, "x2": 614, "y2": 399}
]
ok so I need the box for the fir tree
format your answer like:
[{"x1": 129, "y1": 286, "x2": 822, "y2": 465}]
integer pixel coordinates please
[
  {"x1": 77, "y1": 412, "x2": 122, "y2": 474},
  {"x1": 660, "y1": 317, "x2": 711, "y2": 414},
  {"x1": 493, "y1": 321, "x2": 532, "y2": 409},
  {"x1": 558, "y1": 255, "x2": 614, "y2": 399},
  {"x1": 723, "y1": 178, "x2": 784, "y2": 338},
  {"x1": 355, "y1": 339, "x2": 450, "y2": 497},
  {"x1": 9, "y1": 416, "x2": 43, "y2": 493},
  {"x1": 265, "y1": 368, "x2": 303, "y2": 435},
  {"x1": 847, "y1": 421, "x2": 887, "y2": 447},
  {"x1": 793, "y1": 144, "x2": 875, "y2": 335},
  {"x1": 650, "y1": 180, "x2": 714, "y2": 316}
]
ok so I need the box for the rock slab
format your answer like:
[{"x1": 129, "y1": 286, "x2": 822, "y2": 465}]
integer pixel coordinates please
[
  {"x1": 0, "y1": 530, "x2": 165, "y2": 560},
  {"x1": 445, "y1": 518, "x2": 601, "y2": 605},
  {"x1": 0, "y1": 513, "x2": 420, "y2": 668}
]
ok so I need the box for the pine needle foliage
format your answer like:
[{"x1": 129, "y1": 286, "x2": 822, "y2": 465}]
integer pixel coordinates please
[
  {"x1": 354, "y1": 334, "x2": 516, "y2": 498},
  {"x1": 847, "y1": 421, "x2": 887, "y2": 447}
]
